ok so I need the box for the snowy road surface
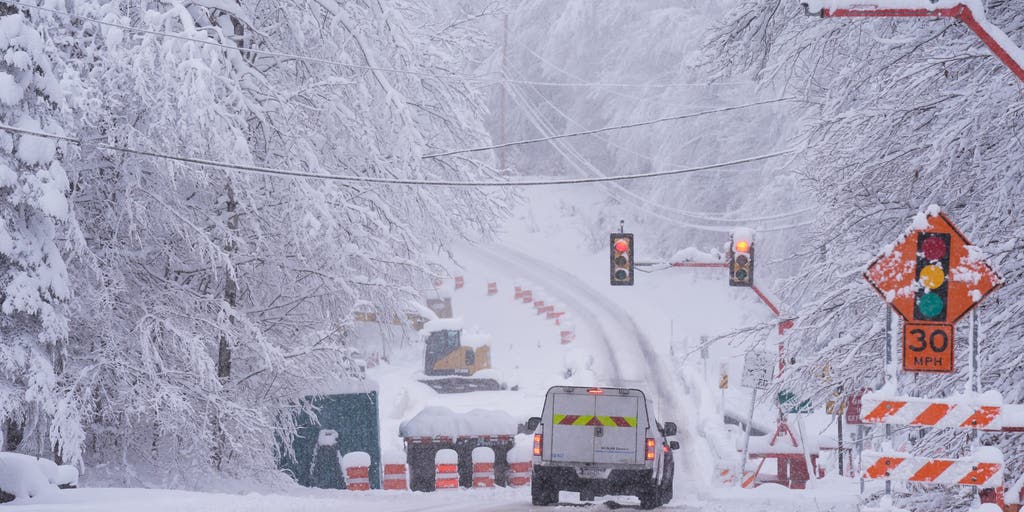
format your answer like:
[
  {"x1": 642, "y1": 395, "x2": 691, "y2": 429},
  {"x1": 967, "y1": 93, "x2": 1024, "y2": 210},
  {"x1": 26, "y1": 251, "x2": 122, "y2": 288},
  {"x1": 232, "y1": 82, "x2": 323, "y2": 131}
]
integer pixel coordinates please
[{"x1": 8, "y1": 485, "x2": 859, "y2": 511}]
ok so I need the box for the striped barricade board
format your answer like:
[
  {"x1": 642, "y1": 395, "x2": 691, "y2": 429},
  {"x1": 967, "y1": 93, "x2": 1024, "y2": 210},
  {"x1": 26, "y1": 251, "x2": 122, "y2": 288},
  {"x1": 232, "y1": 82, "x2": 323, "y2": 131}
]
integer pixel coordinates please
[
  {"x1": 861, "y1": 449, "x2": 1004, "y2": 487},
  {"x1": 860, "y1": 393, "x2": 1003, "y2": 430}
]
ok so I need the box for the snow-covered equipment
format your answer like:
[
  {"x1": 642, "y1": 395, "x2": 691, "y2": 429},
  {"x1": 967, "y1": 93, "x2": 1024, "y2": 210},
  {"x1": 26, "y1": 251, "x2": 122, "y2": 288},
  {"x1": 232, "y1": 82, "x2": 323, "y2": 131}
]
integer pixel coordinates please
[
  {"x1": 419, "y1": 322, "x2": 503, "y2": 393},
  {"x1": 278, "y1": 381, "x2": 382, "y2": 489},
  {"x1": 737, "y1": 420, "x2": 821, "y2": 490},
  {"x1": 400, "y1": 407, "x2": 520, "y2": 491},
  {"x1": 529, "y1": 386, "x2": 678, "y2": 509}
]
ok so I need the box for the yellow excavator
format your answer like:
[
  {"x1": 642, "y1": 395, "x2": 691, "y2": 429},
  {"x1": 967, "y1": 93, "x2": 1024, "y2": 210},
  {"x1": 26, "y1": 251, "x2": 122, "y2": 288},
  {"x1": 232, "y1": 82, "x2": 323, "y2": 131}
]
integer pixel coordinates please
[{"x1": 420, "y1": 329, "x2": 503, "y2": 393}]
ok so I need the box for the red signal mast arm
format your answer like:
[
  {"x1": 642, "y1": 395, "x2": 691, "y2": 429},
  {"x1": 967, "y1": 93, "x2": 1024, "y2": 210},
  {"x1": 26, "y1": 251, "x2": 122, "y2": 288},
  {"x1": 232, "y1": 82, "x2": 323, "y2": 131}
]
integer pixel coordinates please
[{"x1": 804, "y1": 2, "x2": 1024, "y2": 83}]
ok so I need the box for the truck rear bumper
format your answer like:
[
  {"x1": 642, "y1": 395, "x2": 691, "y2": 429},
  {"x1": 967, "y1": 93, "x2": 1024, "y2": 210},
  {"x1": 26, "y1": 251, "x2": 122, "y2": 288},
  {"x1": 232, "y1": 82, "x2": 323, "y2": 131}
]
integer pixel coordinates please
[{"x1": 533, "y1": 464, "x2": 654, "y2": 497}]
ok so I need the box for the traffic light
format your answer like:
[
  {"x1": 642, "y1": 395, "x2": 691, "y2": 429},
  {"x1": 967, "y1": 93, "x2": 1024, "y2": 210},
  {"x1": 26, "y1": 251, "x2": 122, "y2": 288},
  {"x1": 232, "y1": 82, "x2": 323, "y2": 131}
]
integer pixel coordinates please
[
  {"x1": 610, "y1": 233, "x2": 634, "y2": 286},
  {"x1": 729, "y1": 231, "x2": 753, "y2": 287},
  {"x1": 913, "y1": 232, "x2": 950, "y2": 322}
]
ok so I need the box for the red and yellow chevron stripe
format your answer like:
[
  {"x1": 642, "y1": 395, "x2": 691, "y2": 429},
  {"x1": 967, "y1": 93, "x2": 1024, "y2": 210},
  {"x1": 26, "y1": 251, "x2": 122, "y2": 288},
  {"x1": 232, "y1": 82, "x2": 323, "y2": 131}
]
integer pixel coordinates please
[{"x1": 553, "y1": 414, "x2": 637, "y2": 427}]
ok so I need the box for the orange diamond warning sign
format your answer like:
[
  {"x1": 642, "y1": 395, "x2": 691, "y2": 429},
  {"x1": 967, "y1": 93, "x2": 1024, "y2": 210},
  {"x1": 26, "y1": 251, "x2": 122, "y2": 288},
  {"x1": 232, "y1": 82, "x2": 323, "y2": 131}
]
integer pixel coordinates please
[{"x1": 865, "y1": 209, "x2": 1002, "y2": 325}]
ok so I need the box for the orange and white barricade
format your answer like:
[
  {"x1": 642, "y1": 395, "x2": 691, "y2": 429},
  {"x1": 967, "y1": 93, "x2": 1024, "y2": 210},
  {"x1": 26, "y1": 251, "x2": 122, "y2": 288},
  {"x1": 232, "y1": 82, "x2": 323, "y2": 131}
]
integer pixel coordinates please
[
  {"x1": 382, "y1": 463, "x2": 407, "y2": 490},
  {"x1": 471, "y1": 447, "x2": 495, "y2": 488},
  {"x1": 506, "y1": 436, "x2": 533, "y2": 487},
  {"x1": 435, "y1": 449, "x2": 459, "y2": 490},
  {"x1": 454, "y1": 276, "x2": 464, "y2": 290},
  {"x1": 861, "y1": 449, "x2": 1003, "y2": 487},
  {"x1": 342, "y1": 451, "x2": 372, "y2": 491},
  {"x1": 521, "y1": 290, "x2": 533, "y2": 303},
  {"x1": 860, "y1": 393, "x2": 1003, "y2": 430},
  {"x1": 487, "y1": 282, "x2": 498, "y2": 296}
]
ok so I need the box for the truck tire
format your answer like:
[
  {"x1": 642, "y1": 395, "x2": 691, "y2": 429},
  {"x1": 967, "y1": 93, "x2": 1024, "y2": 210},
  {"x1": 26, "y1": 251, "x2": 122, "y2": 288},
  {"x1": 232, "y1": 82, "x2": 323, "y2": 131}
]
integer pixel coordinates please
[
  {"x1": 531, "y1": 474, "x2": 558, "y2": 506},
  {"x1": 638, "y1": 482, "x2": 662, "y2": 510}
]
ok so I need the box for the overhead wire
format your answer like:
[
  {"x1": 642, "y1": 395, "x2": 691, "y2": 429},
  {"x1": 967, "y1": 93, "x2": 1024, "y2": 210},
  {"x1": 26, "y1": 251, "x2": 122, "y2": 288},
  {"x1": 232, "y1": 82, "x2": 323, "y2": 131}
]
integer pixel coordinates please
[
  {"x1": 0, "y1": 123, "x2": 797, "y2": 187},
  {"x1": 516, "y1": 81, "x2": 816, "y2": 224},
  {"x1": 13, "y1": 1, "x2": 747, "y2": 90},
  {"x1": 505, "y1": 79, "x2": 749, "y2": 233},
  {"x1": 505, "y1": 74, "x2": 811, "y2": 231},
  {"x1": 422, "y1": 97, "x2": 799, "y2": 159}
]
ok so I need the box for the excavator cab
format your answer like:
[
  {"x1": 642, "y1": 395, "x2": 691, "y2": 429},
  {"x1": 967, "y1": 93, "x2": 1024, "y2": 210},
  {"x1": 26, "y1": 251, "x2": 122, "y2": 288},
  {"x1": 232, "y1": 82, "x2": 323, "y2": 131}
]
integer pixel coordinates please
[
  {"x1": 420, "y1": 329, "x2": 501, "y2": 393},
  {"x1": 424, "y1": 329, "x2": 489, "y2": 376}
]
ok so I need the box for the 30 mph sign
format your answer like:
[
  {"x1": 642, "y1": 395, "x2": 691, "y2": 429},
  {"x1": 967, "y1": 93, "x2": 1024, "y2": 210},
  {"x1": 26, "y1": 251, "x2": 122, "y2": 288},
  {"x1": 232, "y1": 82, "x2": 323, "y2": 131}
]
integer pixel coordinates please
[{"x1": 903, "y1": 323, "x2": 953, "y2": 372}]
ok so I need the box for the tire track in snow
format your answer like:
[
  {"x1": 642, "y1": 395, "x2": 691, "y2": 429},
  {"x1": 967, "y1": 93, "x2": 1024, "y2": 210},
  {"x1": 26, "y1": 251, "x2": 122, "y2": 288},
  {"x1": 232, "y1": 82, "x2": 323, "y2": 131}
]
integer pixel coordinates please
[
  {"x1": 464, "y1": 245, "x2": 626, "y2": 385},
  {"x1": 469, "y1": 244, "x2": 702, "y2": 488}
]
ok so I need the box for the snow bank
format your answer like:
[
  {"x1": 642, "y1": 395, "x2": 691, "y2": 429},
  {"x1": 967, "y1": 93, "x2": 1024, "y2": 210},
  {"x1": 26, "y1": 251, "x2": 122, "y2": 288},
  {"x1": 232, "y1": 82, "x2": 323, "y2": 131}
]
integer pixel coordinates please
[
  {"x1": 0, "y1": 452, "x2": 59, "y2": 501},
  {"x1": 399, "y1": 407, "x2": 520, "y2": 438}
]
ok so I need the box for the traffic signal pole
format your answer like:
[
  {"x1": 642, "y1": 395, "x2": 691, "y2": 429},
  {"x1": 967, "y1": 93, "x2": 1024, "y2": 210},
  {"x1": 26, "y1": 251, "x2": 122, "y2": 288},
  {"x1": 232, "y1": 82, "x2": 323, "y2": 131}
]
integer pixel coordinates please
[{"x1": 805, "y1": 2, "x2": 1024, "y2": 84}]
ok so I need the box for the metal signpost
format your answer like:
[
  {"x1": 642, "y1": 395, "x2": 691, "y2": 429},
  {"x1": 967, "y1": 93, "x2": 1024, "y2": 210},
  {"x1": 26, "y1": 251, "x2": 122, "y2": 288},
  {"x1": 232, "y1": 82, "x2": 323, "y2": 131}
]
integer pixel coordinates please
[{"x1": 739, "y1": 350, "x2": 774, "y2": 484}]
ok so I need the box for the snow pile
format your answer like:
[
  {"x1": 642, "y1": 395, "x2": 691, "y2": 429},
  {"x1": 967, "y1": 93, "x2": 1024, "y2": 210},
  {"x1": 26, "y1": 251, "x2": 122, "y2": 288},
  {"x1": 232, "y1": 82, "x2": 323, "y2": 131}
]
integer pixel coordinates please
[
  {"x1": 399, "y1": 407, "x2": 520, "y2": 438},
  {"x1": 862, "y1": 495, "x2": 910, "y2": 512},
  {"x1": 0, "y1": 452, "x2": 60, "y2": 501}
]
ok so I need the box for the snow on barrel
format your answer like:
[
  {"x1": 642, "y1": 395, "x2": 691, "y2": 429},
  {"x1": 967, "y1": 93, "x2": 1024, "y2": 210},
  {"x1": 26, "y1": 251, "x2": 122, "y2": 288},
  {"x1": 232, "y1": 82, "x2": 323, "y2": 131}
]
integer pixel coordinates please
[
  {"x1": 471, "y1": 447, "x2": 495, "y2": 488},
  {"x1": 381, "y1": 445, "x2": 407, "y2": 491},
  {"x1": 434, "y1": 449, "x2": 459, "y2": 490},
  {"x1": 507, "y1": 434, "x2": 534, "y2": 487},
  {"x1": 342, "y1": 451, "x2": 372, "y2": 491}
]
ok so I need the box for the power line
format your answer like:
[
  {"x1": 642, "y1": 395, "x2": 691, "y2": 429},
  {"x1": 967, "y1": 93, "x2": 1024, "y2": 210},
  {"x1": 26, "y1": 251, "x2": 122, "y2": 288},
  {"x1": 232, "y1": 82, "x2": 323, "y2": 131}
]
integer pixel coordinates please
[
  {"x1": 13, "y1": 1, "x2": 748, "y2": 90},
  {"x1": 0, "y1": 123, "x2": 797, "y2": 187},
  {"x1": 422, "y1": 97, "x2": 797, "y2": 159},
  {"x1": 512, "y1": 80, "x2": 816, "y2": 224}
]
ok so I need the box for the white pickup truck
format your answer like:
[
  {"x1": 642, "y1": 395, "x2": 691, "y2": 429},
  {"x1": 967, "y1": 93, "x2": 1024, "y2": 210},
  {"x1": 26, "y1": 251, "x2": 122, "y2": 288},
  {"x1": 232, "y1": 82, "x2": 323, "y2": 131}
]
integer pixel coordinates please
[{"x1": 527, "y1": 386, "x2": 679, "y2": 509}]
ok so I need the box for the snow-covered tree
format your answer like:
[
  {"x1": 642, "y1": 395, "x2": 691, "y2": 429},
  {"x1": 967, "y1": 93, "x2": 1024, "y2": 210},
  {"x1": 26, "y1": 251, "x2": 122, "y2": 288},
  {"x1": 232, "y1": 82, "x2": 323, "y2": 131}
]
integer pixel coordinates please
[
  {"x1": 706, "y1": 2, "x2": 1024, "y2": 509},
  {"x1": 0, "y1": 4, "x2": 77, "y2": 463}
]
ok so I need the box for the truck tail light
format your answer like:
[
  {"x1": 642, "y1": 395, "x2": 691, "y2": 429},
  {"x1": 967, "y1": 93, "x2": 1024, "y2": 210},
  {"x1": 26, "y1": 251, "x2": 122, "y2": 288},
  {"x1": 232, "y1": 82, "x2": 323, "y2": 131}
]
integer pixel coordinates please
[
  {"x1": 533, "y1": 433, "x2": 543, "y2": 457},
  {"x1": 645, "y1": 438, "x2": 656, "y2": 460}
]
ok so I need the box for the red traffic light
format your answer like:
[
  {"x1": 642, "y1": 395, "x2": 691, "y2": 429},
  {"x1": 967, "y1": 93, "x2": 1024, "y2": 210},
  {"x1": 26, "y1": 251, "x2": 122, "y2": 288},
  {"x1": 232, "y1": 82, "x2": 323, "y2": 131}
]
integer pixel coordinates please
[
  {"x1": 920, "y1": 236, "x2": 948, "y2": 261},
  {"x1": 614, "y1": 239, "x2": 630, "y2": 253}
]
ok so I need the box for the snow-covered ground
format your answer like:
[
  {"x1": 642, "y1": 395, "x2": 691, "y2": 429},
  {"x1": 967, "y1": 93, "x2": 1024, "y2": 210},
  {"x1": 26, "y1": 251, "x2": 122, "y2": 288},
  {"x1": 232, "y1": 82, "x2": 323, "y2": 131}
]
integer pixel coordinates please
[{"x1": 10, "y1": 187, "x2": 863, "y2": 511}]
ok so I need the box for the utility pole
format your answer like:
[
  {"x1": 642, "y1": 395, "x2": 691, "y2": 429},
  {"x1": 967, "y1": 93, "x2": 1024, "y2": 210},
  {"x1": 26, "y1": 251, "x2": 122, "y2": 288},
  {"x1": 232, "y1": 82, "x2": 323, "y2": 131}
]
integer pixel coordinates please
[{"x1": 499, "y1": 14, "x2": 508, "y2": 171}]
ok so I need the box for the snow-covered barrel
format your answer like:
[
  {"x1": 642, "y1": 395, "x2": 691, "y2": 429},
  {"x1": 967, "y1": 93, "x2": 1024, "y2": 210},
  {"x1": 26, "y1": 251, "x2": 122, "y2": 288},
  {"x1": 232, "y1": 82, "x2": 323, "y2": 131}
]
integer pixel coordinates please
[
  {"x1": 342, "y1": 451, "x2": 372, "y2": 491},
  {"x1": 507, "y1": 434, "x2": 533, "y2": 487},
  {"x1": 472, "y1": 447, "x2": 495, "y2": 488},
  {"x1": 381, "y1": 446, "x2": 407, "y2": 491},
  {"x1": 435, "y1": 449, "x2": 459, "y2": 490},
  {"x1": 487, "y1": 282, "x2": 498, "y2": 296}
]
